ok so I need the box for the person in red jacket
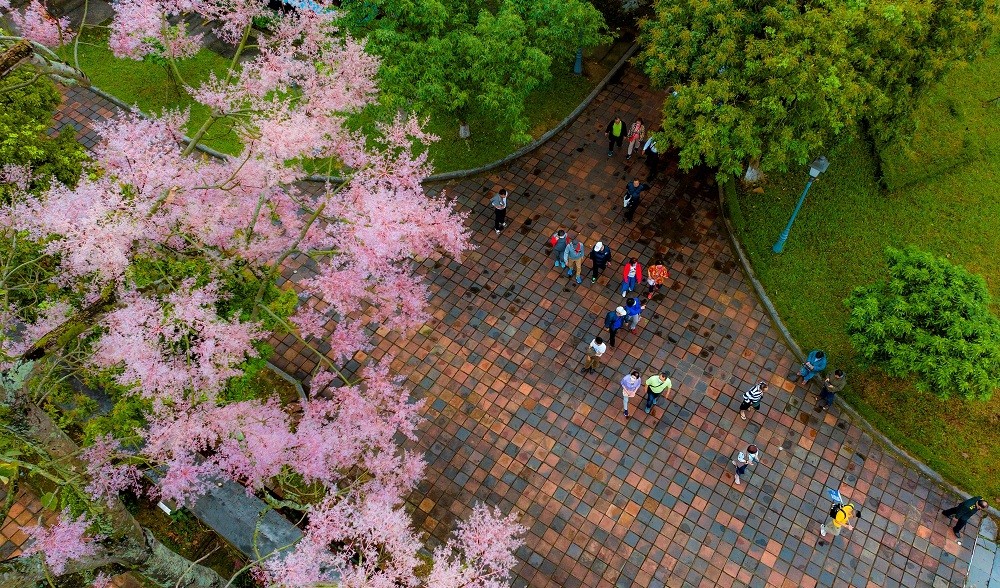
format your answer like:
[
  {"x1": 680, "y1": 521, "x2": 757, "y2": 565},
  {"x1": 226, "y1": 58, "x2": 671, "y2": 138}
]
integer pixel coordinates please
[{"x1": 620, "y1": 258, "x2": 642, "y2": 298}]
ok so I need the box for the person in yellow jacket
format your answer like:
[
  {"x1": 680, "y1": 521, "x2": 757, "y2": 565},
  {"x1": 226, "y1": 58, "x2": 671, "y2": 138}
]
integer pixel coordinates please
[{"x1": 821, "y1": 503, "x2": 859, "y2": 539}]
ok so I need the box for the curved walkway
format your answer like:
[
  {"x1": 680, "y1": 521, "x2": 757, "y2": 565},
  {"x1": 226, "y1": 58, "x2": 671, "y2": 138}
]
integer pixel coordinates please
[{"x1": 52, "y1": 68, "x2": 977, "y2": 587}]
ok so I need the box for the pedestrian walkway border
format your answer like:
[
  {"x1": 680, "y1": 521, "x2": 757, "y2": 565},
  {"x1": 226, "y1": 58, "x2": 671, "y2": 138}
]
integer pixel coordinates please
[
  {"x1": 717, "y1": 177, "x2": 1000, "y2": 523},
  {"x1": 85, "y1": 44, "x2": 640, "y2": 185}
]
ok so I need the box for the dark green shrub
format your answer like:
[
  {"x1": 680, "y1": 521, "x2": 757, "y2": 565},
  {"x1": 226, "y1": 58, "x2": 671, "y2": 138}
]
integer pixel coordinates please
[
  {"x1": 844, "y1": 246, "x2": 1000, "y2": 400},
  {"x1": 0, "y1": 69, "x2": 88, "y2": 197}
]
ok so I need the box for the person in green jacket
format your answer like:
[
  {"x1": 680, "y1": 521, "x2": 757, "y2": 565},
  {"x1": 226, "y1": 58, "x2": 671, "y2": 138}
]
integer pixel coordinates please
[
  {"x1": 644, "y1": 370, "x2": 672, "y2": 414},
  {"x1": 605, "y1": 116, "x2": 625, "y2": 157}
]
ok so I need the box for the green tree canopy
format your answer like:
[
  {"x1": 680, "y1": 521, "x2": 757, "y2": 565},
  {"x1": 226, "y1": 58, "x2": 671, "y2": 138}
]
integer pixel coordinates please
[
  {"x1": 340, "y1": 0, "x2": 608, "y2": 141},
  {"x1": 637, "y1": 0, "x2": 994, "y2": 178},
  {"x1": 507, "y1": 0, "x2": 611, "y2": 63},
  {"x1": 844, "y1": 247, "x2": 1000, "y2": 401}
]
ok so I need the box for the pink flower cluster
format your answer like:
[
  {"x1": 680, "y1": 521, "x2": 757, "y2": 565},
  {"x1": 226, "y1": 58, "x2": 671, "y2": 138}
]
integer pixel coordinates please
[
  {"x1": 23, "y1": 510, "x2": 98, "y2": 574},
  {"x1": 90, "y1": 282, "x2": 261, "y2": 402},
  {"x1": 0, "y1": 164, "x2": 32, "y2": 192},
  {"x1": 81, "y1": 434, "x2": 144, "y2": 505},
  {"x1": 131, "y1": 360, "x2": 424, "y2": 507},
  {"x1": 0, "y1": 300, "x2": 72, "y2": 359},
  {"x1": 109, "y1": 0, "x2": 203, "y2": 59},
  {"x1": 426, "y1": 505, "x2": 526, "y2": 588},
  {"x1": 2, "y1": 0, "x2": 70, "y2": 47}
]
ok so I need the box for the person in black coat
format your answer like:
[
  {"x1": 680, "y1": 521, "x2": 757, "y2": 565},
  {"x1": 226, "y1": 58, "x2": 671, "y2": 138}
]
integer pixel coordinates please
[
  {"x1": 623, "y1": 179, "x2": 650, "y2": 223},
  {"x1": 589, "y1": 241, "x2": 611, "y2": 283},
  {"x1": 942, "y1": 496, "x2": 988, "y2": 545}
]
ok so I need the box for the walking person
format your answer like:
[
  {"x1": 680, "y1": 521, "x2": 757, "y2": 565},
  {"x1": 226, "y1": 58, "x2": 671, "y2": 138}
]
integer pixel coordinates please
[
  {"x1": 624, "y1": 297, "x2": 645, "y2": 333},
  {"x1": 563, "y1": 237, "x2": 586, "y2": 285},
  {"x1": 606, "y1": 116, "x2": 625, "y2": 157},
  {"x1": 739, "y1": 380, "x2": 767, "y2": 421},
  {"x1": 620, "y1": 258, "x2": 643, "y2": 298},
  {"x1": 603, "y1": 306, "x2": 626, "y2": 348},
  {"x1": 643, "y1": 134, "x2": 661, "y2": 182},
  {"x1": 816, "y1": 369, "x2": 846, "y2": 410},
  {"x1": 590, "y1": 241, "x2": 611, "y2": 284},
  {"x1": 644, "y1": 370, "x2": 672, "y2": 415},
  {"x1": 731, "y1": 444, "x2": 761, "y2": 486},
  {"x1": 793, "y1": 349, "x2": 827, "y2": 383},
  {"x1": 644, "y1": 263, "x2": 671, "y2": 299},
  {"x1": 625, "y1": 118, "x2": 646, "y2": 160},
  {"x1": 623, "y1": 178, "x2": 650, "y2": 223},
  {"x1": 942, "y1": 496, "x2": 988, "y2": 545},
  {"x1": 490, "y1": 188, "x2": 508, "y2": 234},
  {"x1": 580, "y1": 336, "x2": 607, "y2": 375},
  {"x1": 620, "y1": 369, "x2": 642, "y2": 418},
  {"x1": 820, "y1": 502, "x2": 860, "y2": 542},
  {"x1": 549, "y1": 229, "x2": 571, "y2": 268}
]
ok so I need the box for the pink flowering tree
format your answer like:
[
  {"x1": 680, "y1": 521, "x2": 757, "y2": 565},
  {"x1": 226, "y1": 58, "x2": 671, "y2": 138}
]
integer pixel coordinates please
[
  {"x1": 0, "y1": 0, "x2": 525, "y2": 586},
  {"x1": 22, "y1": 510, "x2": 99, "y2": 575},
  {"x1": 0, "y1": 0, "x2": 90, "y2": 87}
]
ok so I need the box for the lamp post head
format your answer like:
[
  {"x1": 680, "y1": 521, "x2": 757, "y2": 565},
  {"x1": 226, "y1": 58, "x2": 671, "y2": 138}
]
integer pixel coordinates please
[{"x1": 809, "y1": 156, "x2": 830, "y2": 178}]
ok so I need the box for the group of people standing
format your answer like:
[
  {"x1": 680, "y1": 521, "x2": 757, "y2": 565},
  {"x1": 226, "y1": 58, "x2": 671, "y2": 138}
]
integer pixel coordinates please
[{"x1": 605, "y1": 115, "x2": 664, "y2": 183}]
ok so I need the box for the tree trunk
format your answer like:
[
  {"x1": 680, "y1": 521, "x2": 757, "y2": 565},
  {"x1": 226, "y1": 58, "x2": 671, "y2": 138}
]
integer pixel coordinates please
[
  {"x1": 0, "y1": 396, "x2": 228, "y2": 587},
  {"x1": 20, "y1": 286, "x2": 117, "y2": 361},
  {"x1": 0, "y1": 530, "x2": 225, "y2": 588},
  {"x1": 0, "y1": 40, "x2": 32, "y2": 81}
]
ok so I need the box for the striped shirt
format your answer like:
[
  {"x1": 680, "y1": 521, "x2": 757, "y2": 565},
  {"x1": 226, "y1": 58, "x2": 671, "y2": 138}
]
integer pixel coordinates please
[{"x1": 743, "y1": 381, "x2": 766, "y2": 404}]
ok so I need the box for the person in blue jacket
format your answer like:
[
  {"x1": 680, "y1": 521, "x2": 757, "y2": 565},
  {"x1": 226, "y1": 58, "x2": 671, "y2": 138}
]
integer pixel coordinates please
[
  {"x1": 563, "y1": 238, "x2": 586, "y2": 284},
  {"x1": 624, "y1": 297, "x2": 645, "y2": 333},
  {"x1": 794, "y1": 350, "x2": 827, "y2": 383},
  {"x1": 604, "y1": 306, "x2": 626, "y2": 348}
]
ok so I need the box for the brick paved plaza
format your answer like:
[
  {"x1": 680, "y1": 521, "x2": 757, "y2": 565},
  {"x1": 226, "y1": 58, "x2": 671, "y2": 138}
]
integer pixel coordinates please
[
  {"x1": 8, "y1": 69, "x2": 981, "y2": 587},
  {"x1": 271, "y1": 68, "x2": 979, "y2": 587}
]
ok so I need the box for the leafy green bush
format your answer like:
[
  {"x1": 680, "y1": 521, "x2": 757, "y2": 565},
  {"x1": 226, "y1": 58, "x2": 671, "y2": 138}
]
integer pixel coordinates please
[
  {"x1": 0, "y1": 69, "x2": 87, "y2": 196},
  {"x1": 844, "y1": 247, "x2": 1000, "y2": 400}
]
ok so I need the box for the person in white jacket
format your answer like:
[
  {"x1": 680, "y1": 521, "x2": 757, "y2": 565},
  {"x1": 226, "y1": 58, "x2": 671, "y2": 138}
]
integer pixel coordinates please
[{"x1": 732, "y1": 444, "x2": 763, "y2": 485}]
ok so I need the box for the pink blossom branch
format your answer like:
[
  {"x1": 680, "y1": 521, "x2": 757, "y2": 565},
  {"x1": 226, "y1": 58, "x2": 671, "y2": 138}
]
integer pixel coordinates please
[
  {"x1": 256, "y1": 303, "x2": 353, "y2": 386},
  {"x1": 250, "y1": 201, "x2": 326, "y2": 320}
]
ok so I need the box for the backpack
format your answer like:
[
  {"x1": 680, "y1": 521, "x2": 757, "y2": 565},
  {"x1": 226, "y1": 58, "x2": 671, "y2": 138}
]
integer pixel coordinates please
[{"x1": 829, "y1": 503, "x2": 843, "y2": 519}]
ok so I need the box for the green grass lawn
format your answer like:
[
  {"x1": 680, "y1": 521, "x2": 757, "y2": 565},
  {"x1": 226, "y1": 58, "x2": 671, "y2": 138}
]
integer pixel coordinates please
[
  {"x1": 59, "y1": 28, "x2": 242, "y2": 155},
  {"x1": 728, "y1": 47, "x2": 1000, "y2": 500},
  {"x1": 61, "y1": 27, "x2": 628, "y2": 172}
]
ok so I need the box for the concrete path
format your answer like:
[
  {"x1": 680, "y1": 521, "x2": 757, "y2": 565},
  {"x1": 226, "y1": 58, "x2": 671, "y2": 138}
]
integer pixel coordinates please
[{"x1": 44, "y1": 64, "x2": 987, "y2": 587}]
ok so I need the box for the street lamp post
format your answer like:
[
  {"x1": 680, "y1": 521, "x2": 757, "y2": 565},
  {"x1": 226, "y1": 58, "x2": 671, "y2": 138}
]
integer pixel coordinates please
[{"x1": 772, "y1": 156, "x2": 830, "y2": 253}]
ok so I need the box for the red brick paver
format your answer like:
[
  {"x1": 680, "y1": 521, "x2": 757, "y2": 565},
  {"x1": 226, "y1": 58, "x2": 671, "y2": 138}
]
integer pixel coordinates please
[{"x1": 53, "y1": 68, "x2": 976, "y2": 588}]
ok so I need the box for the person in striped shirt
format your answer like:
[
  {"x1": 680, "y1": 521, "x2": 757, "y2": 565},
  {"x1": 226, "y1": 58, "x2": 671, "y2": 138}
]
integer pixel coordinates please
[{"x1": 739, "y1": 381, "x2": 768, "y2": 421}]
